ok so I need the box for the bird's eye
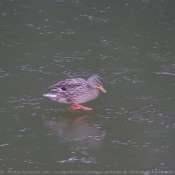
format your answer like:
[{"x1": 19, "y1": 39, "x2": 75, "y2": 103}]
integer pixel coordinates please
[{"x1": 61, "y1": 87, "x2": 67, "y2": 91}]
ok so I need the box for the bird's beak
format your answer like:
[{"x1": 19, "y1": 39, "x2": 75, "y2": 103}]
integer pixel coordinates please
[{"x1": 98, "y1": 86, "x2": 107, "y2": 93}]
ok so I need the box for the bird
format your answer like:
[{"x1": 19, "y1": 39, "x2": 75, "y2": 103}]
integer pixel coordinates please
[{"x1": 43, "y1": 75, "x2": 106, "y2": 110}]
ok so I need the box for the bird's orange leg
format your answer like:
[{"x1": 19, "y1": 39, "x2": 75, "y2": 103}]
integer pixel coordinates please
[{"x1": 71, "y1": 104, "x2": 92, "y2": 111}]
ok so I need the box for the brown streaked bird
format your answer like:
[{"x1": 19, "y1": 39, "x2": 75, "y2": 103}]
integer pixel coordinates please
[{"x1": 43, "y1": 75, "x2": 106, "y2": 110}]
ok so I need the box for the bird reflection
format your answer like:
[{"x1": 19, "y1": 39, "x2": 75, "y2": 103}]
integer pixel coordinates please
[{"x1": 44, "y1": 114, "x2": 105, "y2": 148}]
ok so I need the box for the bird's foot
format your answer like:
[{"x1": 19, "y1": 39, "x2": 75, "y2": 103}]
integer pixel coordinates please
[{"x1": 71, "y1": 104, "x2": 92, "y2": 111}]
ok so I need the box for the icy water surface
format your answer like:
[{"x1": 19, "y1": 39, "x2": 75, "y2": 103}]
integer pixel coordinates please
[{"x1": 1, "y1": 0, "x2": 175, "y2": 174}]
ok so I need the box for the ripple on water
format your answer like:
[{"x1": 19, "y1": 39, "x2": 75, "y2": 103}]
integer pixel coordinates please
[
  {"x1": 155, "y1": 72, "x2": 175, "y2": 76},
  {"x1": 80, "y1": 14, "x2": 108, "y2": 23},
  {"x1": 57, "y1": 156, "x2": 96, "y2": 164},
  {"x1": 0, "y1": 69, "x2": 14, "y2": 78},
  {"x1": 0, "y1": 143, "x2": 9, "y2": 147},
  {"x1": 21, "y1": 65, "x2": 52, "y2": 75},
  {"x1": 8, "y1": 96, "x2": 42, "y2": 110},
  {"x1": 112, "y1": 140, "x2": 151, "y2": 151},
  {"x1": 128, "y1": 104, "x2": 157, "y2": 123},
  {"x1": 23, "y1": 159, "x2": 34, "y2": 164}
]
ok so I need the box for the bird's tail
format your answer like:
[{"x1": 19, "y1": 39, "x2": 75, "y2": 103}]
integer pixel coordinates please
[{"x1": 43, "y1": 93, "x2": 57, "y2": 98}]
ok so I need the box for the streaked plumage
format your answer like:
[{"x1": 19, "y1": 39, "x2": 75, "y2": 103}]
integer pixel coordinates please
[{"x1": 43, "y1": 75, "x2": 106, "y2": 110}]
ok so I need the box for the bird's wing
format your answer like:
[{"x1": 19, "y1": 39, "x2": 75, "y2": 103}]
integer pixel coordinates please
[{"x1": 49, "y1": 78, "x2": 86, "y2": 90}]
